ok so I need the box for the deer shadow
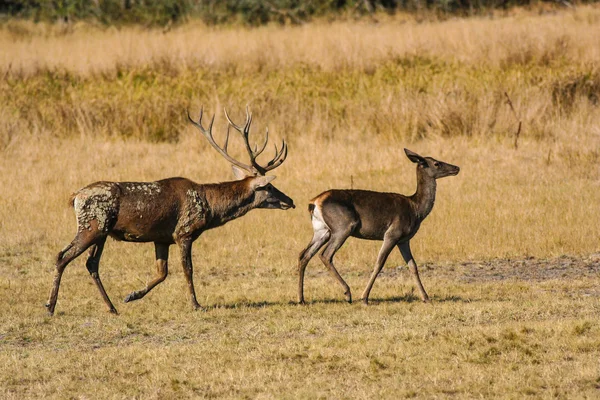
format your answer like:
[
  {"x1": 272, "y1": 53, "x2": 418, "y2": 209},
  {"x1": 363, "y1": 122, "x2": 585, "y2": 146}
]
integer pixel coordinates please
[
  {"x1": 368, "y1": 293, "x2": 470, "y2": 304},
  {"x1": 292, "y1": 293, "x2": 471, "y2": 306},
  {"x1": 204, "y1": 300, "x2": 285, "y2": 311},
  {"x1": 184, "y1": 294, "x2": 471, "y2": 312},
  {"x1": 299, "y1": 298, "x2": 354, "y2": 306}
]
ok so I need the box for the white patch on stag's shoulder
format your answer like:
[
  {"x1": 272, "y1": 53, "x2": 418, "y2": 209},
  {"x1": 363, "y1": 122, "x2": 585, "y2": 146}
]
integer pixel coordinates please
[
  {"x1": 175, "y1": 189, "x2": 208, "y2": 234},
  {"x1": 311, "y1": 206, "x2": 328, "y2": 233}
]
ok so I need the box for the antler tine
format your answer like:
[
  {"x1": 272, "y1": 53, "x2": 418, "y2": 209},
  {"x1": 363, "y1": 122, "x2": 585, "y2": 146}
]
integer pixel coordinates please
[
  {"x1": 264, "y1": 140, "x2": 288, "y2": 171},
  {"x1": 254, "y1": 127, "x2": 269, "y2": 158},
  {"x1": 224, "y1": 107, "x2": 244, "y2": 133},
  {"x1": 224, "y1": 124, "x2": 231, "y2": 153},
  {"x1": 224, "y1": 107, "x2": 254, "y2": 154},
  {"x1": 222, "y1": 107, "x2": 289, "y2": 175},
  {"x1": 224, "y1": 107, "x2": 263, "y2": 172},
  {"x1": 187, "y1": 108, "x2": 255, "y2": 174},
  {"x1": 243, "y1": 106, "x2": 253, "y2": 137}
]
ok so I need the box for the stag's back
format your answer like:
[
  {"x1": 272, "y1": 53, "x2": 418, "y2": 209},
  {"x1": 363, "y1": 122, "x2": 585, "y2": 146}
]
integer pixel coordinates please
[{"x1": 71, "y1": 178, "x2": 209, "y2": 244}]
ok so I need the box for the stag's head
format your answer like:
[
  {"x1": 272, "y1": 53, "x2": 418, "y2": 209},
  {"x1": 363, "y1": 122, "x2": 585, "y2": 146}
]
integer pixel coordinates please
[
  {"x1": 404, "y1": 148, "x2": 460, "y2": 179},
  {"x1": 188, "y1": 107, "x2": 295, "y2": 210},
  {"x1": 230, "y1": 166, "x2": 295, "y2": 210}
]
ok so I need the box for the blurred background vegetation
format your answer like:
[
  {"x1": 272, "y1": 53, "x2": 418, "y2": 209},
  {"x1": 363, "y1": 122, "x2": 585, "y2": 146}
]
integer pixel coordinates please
[{"x1": 1, "y1": 0, "x2": 597, "y2": 26}]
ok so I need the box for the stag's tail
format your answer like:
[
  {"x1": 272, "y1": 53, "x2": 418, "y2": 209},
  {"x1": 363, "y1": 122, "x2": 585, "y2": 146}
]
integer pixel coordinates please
[{"x1": 68, "y1": 192, "x2": 77, "y2": 208}]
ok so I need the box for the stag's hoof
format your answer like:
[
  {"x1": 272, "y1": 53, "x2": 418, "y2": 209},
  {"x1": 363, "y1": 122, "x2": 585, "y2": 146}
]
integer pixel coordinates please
[
  {"x1": 45, "y1": 302, "x2": 56, "y2": 316},
  {"x1": 123, "y1": 292, "x2": 140, "y2": 303},
  {"x1": 109, "y1": 308, "x2": 119, "y2": 315}
]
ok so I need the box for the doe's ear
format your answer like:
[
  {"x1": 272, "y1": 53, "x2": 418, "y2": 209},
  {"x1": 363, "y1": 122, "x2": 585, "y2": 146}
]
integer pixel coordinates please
[
  {"x1": 232, "y1": 165, "x2": 249, "y2": 180},
  {"x1": 252, "y1": 175, "x2": 276, "y2": 189},
  {"x1": 404, "y1": 148, "x2": 427, "y2": 165}
]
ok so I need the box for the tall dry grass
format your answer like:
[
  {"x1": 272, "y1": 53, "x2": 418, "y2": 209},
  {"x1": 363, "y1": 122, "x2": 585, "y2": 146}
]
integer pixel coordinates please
[
  {"x1": 2, "y1": 7, "x2": 600, "y2": 146},
  {"x1": 2, "y1": 8, "x2": 600, "y2": 75}
]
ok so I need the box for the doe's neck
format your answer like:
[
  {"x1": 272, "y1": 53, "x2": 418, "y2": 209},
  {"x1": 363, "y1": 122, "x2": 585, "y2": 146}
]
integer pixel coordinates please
[{"x1": 411, "y1": 166, "x2": 437, "y2": 220}]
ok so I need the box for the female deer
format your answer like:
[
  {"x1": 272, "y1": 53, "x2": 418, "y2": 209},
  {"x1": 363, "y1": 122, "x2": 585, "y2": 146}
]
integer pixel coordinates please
[{"x1": 297, "y1": 148, "x2": 459, "y2": 305}]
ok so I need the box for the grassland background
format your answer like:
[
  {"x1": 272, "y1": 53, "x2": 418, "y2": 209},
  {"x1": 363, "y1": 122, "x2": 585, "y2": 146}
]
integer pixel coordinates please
[
  {"x1": 6, "y1": 0, "x2": 598, "y2": 26},
  {"x1": 1, "y1": 6, "x2": 599, "y2": 399}
]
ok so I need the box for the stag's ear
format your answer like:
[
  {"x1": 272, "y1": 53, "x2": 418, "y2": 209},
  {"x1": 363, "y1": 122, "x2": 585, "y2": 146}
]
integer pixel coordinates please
[
  {"x1": 232, "y1": 165, "x2": 250, "y2": 180},
  {"x1": 251, "y1": 175, "x2": 276, "y2": 189},
  {"x1": 404, "y1": 148, "x2": 427, "y2": 166}
]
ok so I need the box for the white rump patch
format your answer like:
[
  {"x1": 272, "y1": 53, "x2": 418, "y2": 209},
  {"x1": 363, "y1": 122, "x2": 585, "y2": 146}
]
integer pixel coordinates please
[{"x1": 311, "y1": 206, "x2": 329, "y2": 233}]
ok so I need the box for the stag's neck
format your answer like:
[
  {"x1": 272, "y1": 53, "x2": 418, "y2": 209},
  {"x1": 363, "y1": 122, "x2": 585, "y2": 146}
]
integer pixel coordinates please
[
  {"x1": 203, "y1": 179, "x2": 256, "y2": 226},
  {"x1": 411, "y1": 166, "x2": 437, "y2": 220}
]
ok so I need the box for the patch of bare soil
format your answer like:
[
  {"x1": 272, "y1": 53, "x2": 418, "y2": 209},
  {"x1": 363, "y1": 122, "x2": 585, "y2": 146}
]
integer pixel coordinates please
[
  {"x1": 422, "y1": 253, "x2": 600, "y2": 283},
  {"x1": 382, "y1": 253, "x2": 600, "y2": 298}
]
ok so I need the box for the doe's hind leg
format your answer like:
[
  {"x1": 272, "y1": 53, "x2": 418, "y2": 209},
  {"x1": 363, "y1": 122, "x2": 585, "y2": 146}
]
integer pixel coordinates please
[
  {"x1": 317, "y1": 204, "x2": 359, "y2": 303},
  {"x1": 297, "y1": 228, "x2": 331, "y2": 304}
]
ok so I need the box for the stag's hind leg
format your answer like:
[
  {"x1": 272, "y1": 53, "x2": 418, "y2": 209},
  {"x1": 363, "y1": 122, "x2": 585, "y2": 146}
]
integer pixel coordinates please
[
  {"x1": 46, "y1": 231, "x2": 103, "y2": 315},
  {"x1": 124, "y1": 243, "x2": 170, "y2": 304},
  {"x1": 84, "y1": 237, "x2": 118, "y2": 314}
]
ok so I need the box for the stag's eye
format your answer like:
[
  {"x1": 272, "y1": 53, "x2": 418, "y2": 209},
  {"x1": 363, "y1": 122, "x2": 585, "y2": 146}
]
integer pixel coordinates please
[{"x1": 434, "y1": 162, "x2": 440, "y2": 167}]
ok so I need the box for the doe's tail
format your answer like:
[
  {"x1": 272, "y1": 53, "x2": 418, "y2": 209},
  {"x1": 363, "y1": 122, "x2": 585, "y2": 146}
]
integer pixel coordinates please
[{"x1": 308, "y1": 202, "x2": 315, "y2": 217}]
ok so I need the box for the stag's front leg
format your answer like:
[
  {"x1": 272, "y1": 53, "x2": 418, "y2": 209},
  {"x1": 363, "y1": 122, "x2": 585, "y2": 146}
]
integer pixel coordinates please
[
  {"x1": 398, "y1": 242, "x2": 430, "y2": 303},
  {"x1": 124, "y1": 242, "x2": 170, "y2": 304},
  {"x1": 177, "y1": 238, "x2": 202, "y2": 310}
]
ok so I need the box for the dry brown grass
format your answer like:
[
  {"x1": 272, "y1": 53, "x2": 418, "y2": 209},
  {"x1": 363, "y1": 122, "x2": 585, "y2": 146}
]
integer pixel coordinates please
[
  {"x1": 1, "y1": 6, "x2": 600, "y2": 399},
  {"x1": 2, "y1": 7, "x2": 600, "y2": 75}
]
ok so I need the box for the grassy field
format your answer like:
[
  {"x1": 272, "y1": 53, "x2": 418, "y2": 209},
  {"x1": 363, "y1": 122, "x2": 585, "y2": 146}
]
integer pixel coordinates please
[{"x1": 1, "y1": 6, "x2": 600, "y2": 399}]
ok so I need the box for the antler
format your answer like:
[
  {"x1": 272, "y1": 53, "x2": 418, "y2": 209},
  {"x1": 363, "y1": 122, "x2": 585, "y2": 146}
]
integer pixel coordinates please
[
  {"x1": 224, "y1": 106, "x2": 288, "y2": 175},
  {"x1": 187, "y1": 108, "x2": 258, "y2": 175}
]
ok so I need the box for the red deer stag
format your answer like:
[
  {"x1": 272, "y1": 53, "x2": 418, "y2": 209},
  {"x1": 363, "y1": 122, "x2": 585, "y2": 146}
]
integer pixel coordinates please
[
  {"x1": 297, "y1": 149, "x2": 459, "y2": 305},
  {"x1": 46, "y1": 107, "x2": 294, "y2": 315}
]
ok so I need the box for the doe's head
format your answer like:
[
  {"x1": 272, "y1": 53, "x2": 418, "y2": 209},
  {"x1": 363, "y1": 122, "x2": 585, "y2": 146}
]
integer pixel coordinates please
[{"x1": 404, "y1": 148, "x2": 460, "y2": 179}]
